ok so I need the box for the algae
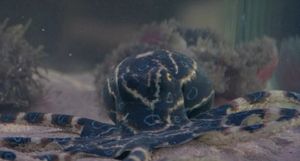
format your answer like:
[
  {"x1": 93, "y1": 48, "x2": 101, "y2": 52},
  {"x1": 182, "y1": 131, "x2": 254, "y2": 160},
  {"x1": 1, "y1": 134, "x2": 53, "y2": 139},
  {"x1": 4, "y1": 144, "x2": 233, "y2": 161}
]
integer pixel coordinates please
[{"x1": 0, "y1": 20, "x2": 44, "y2": 111}]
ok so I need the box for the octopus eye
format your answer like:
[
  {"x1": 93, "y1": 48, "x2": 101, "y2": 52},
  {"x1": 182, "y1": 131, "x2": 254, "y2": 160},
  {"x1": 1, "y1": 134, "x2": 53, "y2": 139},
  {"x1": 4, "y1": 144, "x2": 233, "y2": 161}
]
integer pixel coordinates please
[
  {"x1": 167, "y1": 73, "x2": 172, "y2": 81},
  {"x1": 186, "y1": 87, "x2": 198, "y2": 100}
]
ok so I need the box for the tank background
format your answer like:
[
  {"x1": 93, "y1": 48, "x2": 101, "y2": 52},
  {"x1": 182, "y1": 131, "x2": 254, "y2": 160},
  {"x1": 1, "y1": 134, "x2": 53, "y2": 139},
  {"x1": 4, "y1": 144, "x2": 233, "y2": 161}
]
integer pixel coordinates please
[
  {"x1": 0, "y1": 0, "x2": 299, "y2": 71},
  {"x1": 0, "y1": 0, "x2": 300, "y2": 107}
]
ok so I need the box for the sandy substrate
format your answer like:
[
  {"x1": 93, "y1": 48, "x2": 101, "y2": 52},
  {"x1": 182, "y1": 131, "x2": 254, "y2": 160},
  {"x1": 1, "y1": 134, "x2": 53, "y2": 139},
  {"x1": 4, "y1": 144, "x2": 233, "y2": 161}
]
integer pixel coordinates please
[{"x1": 1, "y1": 70, "x2": 300, "y2": 161}]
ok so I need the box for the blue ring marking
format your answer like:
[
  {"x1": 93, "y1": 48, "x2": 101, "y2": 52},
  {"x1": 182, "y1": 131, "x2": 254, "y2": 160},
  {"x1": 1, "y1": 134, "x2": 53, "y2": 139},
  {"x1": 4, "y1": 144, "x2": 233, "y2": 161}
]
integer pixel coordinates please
[
  {"x1": 286, "y1": 91, "x2": 300, "y2": 102},
  {"x1": 24, "y1": 112, "x2": 44, "y2": 123},
  {"x1": 277, "y1": 108, "x2": 298, "y2": 121},
  {"x1": 172, "y1": 116, "x2": 182, "y2": 124},
  {"x1": 245, "y1": 91, "x2": 266, "y2": 104},
  {"x1": 225, "y1": 109, "x2": 265, "y2": 126},
  {"x1": 144, "y1": 114, "x2": 162, "y2": 126},
  {"x1": 0, "y1": 151, "x2": 16, "y2": 161},
  {"x1": 242, "y1": 124, "x2": 264, "y2": 133},
  {"x1": 186, "y1": 87, "x2": 198, "y2": 100},
  {"x1": 166, "y1": 92, "x2": 174, "y2": 103},
  {"x1": 90, "y1": 121, "x2": 108, "y2": 129},
  {"x1": 4, "y1": 137, "x2": 31, "y2": 146},
  {"x1": 0, "y1": 113, "x2": 16, "y2": 123},
  {"x1": 51, "y1": 114, "x2": 72, "y2": 126}
]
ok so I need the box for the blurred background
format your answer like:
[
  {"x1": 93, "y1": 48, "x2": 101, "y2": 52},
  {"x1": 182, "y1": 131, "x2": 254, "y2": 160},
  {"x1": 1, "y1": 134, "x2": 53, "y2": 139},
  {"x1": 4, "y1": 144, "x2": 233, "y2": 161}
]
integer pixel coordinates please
[
  {"x1": 0, "y1": 0, "x2": 298, "y2": 69},
  {"x1": 0, "y1": 0, "x2": 299, "y2": 92}
]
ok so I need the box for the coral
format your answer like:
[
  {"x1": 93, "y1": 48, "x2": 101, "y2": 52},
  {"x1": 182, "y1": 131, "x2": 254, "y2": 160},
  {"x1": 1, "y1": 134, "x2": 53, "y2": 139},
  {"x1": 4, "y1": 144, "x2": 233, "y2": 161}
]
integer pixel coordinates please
[
  {"x1": 194, "y1": 37, "x2": 278, "y2": 99},
  {"x1": 0, "y1": 20, "x2": 44, "y2": 111},
  {"x1": 230, "y1": 37, "x2": 278, "y2": 98}
]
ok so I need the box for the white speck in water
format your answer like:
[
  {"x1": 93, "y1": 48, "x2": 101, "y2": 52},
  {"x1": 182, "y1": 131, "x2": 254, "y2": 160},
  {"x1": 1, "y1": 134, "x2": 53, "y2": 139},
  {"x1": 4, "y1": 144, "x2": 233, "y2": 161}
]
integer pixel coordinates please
[
  {"x1": 68, "y1": 53, "x2": 73, "y2": 57},
  {"x1": 41, "y1": 28, "x2": 46, "y2": 32}
]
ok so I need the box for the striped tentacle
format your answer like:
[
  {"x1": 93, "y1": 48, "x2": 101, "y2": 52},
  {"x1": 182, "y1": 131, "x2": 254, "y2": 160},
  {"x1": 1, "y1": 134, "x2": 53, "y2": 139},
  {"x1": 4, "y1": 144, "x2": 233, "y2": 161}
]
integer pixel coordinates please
[
  {"x1": 0, "y1": 150, "x2": 16, "y2": 161},
  {"x1": 0, "y1": 112, "x2": 118, "y2": 137},
  {"x1": 0, "y1": 136, "x2": 75, "y2": 151},
  {"x1": 2, "y1": 106, "x2": 296, "y2": 160},
  {"x1": 75, "y1": 106, "x2": 300, "y2": 157},
  {"x1": 0, "y1": 137, "x2": 105, "y2": 161},
  {"x1": 0, "y1": 136, "x2": 126, "y2": 160},
  {"x1": 153, "y1": 107, "x2": 300, "y2": 148},
  {"x1": 42, "y1": 106, "x2": 300, "y2": 159},
  {"x1": 0, "y1": 149, "x2": 71, "y2": 161},
  {"x1": 2, "y1": 135, "x2": 136, "y2": 159},
  {"x1": 194, "y1": 90, "x2": 300, "y2": 120},
  {"x1": 220, "y1": 107, "x2": 300, "y2": 133},
  {"x1": 194, "y1": 107, "x2": 300, "y2": 145},
  {"x1": 0, "y1": 148, "x2": 84, "y2": 161},
  {"x1": 228, "y1": 90, "x2": 300, "y2": 112}
]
